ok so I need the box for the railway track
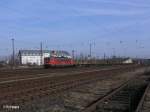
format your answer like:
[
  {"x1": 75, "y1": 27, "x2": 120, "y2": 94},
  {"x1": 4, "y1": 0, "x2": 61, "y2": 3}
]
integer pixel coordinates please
[
  {"x1": 18, "y1": 67, "x2": 148, "y2": 112},
  {"x1": 0, "y1": 67, "x2": 120, "y2": 83},
  {"x1": 0, "y1": 65, "x2": 140, "y2": 83},
  {"x1": 0, "y1": 66, "x2": 121, "y2": 82},
  {"x1": 0, "y1": 66, "x2": 139, "y2": 108},
  {"x1": 0, "y1": 65, "x2": 139, "y2": 79},
  {"x1": 82, "y1": 77, "x2": 148, "y2": 112},
  {"x1": 0, "y1": 65, "x2": 136, "y2": 83},
  {"x1": 136, "y1": 83, "x2": 150, "y2": 112}
]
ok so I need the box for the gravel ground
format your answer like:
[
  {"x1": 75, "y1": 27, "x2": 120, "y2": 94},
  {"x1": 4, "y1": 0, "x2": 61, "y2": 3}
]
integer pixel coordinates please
[{"x1": 14, "y1": 68, "x2": 145, "y2": 112}]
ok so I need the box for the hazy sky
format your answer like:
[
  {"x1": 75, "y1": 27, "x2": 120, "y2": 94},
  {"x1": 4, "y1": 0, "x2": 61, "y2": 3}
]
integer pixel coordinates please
[{"x1": 0, "y1": 0, "x2": 150, "y2": 58}]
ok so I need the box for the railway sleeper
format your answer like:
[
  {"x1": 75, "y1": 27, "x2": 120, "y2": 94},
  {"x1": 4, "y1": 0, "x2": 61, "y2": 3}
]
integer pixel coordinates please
[{"x1": 96, "y1": 80, "x2": 147, "y2": 112}]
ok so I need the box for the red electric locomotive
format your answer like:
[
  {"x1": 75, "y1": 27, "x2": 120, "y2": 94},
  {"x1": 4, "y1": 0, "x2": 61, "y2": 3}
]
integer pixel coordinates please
[{"x1": 44, "y1": 51, "x2": 75, "y2": 68}]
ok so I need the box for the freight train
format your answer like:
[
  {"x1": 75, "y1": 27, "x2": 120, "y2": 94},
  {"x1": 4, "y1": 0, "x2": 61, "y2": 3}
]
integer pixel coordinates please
[{"x1": 44, "y1": 51, "x2": 75, "y2": 68}]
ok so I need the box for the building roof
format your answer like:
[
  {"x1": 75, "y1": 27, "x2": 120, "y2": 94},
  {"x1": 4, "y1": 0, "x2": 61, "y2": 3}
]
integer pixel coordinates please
[
  {"x1": 18, "y1": 50, "x2": 71, "y2": 57},
  {"x1": 19, "y1": 50, "x2": 50, "y2": 54}
]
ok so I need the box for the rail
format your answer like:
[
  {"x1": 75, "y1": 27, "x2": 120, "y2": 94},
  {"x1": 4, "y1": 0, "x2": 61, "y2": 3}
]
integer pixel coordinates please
[
  {"x1": 135, "y1": 83, "x2": 150, "y2": 112},
  {"x1": 82, "y1": 79, "x2": 131, "y2": 112}
]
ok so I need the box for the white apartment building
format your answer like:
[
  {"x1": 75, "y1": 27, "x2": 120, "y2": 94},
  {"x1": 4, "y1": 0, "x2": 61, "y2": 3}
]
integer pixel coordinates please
[{"x1": 18, "y1": 50, "x2": 50, "y2": 65}]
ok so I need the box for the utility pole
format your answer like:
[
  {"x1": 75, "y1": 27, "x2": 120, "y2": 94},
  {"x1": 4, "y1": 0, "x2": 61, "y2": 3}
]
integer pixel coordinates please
[
  {"x1": 72, "y1": 50, "x2": 75, "y2": 60},
  {"x1": 40, "y1": 42, "x2": 43, "y2": 65},
  {"x1": 104, "y1": 53, "x2": 106, "y2": 60},
  {"x1": 90, "y1": 43, "x2": 92, "y2": 58},
  {"x1": 112, "y1": 48, "x2": 116, "y2": 58},
  {"x1": 11, "y1": 38, "x2": 15, "y2": 68}
]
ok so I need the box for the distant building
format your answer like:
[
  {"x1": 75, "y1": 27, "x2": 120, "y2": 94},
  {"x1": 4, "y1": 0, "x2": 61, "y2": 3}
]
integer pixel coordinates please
[
  {"x1": 122, "y1": 58, "x2": 133, "y2": 64},
  {"x1": 18, "y1": 50, "x2": 71, "y2": 65},
  {"x1": 18, "y1": 50, "x2": 50, "y2": 65}
]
